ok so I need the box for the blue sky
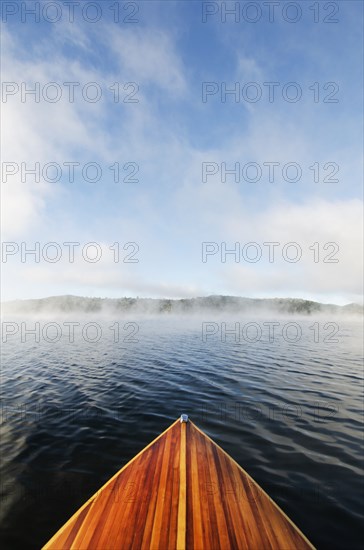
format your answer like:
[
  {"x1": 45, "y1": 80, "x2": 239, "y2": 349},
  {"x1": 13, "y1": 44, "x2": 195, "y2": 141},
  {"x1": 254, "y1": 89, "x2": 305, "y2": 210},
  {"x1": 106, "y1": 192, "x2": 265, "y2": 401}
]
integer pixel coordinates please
[{"x1": 1, "y1": 0, "x2": 363, "y2": 304}]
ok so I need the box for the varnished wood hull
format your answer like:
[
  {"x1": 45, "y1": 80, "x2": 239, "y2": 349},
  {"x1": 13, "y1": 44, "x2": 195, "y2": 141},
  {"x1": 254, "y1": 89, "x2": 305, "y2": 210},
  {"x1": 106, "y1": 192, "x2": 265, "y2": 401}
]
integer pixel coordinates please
[{"x1": 43, "y1": 417, "x2": 314, "y2": 549}]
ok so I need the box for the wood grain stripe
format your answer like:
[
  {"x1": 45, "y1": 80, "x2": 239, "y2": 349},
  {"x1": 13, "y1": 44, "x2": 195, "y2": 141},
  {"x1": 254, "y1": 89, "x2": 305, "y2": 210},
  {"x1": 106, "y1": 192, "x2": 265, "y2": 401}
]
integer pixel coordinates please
[{"x1": 176, "y1": 421, "x2": 186, "y2": 550}]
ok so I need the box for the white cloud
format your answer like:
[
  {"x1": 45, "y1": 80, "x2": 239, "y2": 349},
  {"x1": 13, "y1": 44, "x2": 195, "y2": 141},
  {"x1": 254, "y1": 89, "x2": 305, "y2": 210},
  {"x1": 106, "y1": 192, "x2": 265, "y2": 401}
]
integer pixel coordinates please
[
  {"x1": 203, "y1": 198, "x2": 363, "y2": 303},
  {"x1": 236, "y1": 56, "x2": 263, "y2": 82},
  {"x1": 1, "y1": 22, "x2": 188, "y2": 241},
  {"x1": 106, "y1": 26, "x2": 187, "y2": 94},
  {"x1": 1, "y1": 20, "x2": 362, "y2": 305}
]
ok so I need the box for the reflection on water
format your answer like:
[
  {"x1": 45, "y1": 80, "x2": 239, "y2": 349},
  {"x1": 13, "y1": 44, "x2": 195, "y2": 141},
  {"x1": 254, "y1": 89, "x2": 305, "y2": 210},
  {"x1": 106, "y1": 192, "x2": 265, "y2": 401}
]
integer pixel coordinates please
[{"x1": 0, "y1": 316, "x2": 363, "y2": 549}]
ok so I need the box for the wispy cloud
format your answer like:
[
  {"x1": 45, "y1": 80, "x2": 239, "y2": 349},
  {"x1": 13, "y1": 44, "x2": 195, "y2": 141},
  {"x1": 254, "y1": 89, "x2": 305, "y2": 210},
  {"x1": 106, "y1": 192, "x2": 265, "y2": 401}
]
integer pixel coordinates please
[{"x1": 1, "y1": 6, "x2": 362, "y2": 304}]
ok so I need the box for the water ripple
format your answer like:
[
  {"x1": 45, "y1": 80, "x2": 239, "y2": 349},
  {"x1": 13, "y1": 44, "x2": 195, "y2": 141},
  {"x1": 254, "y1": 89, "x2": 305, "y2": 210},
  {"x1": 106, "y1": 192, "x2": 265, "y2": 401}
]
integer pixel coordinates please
[{"x1": 0, "y1": 317, "x2": 363, "y2": 549}]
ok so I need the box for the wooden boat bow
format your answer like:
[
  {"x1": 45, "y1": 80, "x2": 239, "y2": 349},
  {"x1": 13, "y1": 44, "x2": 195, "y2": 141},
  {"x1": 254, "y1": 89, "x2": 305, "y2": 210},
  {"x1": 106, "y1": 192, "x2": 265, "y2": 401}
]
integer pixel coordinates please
[{"x1": 43, "y1": 415, "x2": 315, "y2": 549}]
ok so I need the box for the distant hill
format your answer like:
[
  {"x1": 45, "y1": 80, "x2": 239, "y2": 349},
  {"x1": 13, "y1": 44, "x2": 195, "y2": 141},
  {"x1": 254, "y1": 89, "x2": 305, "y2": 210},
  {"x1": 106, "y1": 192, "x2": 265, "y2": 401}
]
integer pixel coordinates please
[{"x1": 1, "y1": 295, "x2": 363, "y2": 316}]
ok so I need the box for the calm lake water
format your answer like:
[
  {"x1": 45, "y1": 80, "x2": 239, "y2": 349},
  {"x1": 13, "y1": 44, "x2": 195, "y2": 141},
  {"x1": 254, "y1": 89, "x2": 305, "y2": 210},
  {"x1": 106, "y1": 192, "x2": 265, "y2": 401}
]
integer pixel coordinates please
[{"x1": 0, "y1": 315, "x2": 363, "y2": 549}]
